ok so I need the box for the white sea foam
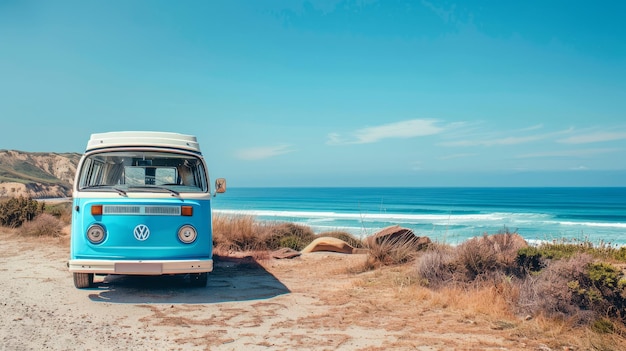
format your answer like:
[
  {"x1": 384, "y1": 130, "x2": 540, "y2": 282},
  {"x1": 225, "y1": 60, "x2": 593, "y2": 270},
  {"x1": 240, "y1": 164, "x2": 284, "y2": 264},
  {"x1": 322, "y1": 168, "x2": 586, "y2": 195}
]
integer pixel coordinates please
[
  {"x1": 214, "y1": 209, "x2": 626, "y2": 230},
  {"x1": 556, "y1": 221, "x2": 626, "y2": 229},
  {"x1": 213, "y1": 187, "x2": 626, "y2": 245},
  {"x1": 214, "y1": 209, "x2": 524, "y2": 223}
]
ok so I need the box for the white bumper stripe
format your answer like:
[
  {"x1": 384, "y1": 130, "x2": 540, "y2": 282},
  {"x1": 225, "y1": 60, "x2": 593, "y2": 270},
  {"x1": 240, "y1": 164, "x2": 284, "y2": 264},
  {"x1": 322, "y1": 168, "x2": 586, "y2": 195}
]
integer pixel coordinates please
[{"x1": 68, "y1": 259, "x2": 213, "y2": 275}]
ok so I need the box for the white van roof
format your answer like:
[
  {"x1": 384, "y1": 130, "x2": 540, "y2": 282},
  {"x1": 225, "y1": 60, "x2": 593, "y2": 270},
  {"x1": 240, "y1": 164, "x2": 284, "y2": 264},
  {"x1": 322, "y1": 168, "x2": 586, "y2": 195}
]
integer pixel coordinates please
[{"x1": 86, "y1": 131, "x2": 201, "y2": 153}]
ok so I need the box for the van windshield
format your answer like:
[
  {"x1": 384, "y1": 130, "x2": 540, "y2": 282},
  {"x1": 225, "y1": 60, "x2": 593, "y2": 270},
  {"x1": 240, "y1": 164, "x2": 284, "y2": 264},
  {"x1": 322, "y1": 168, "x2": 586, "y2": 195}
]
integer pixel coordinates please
[{"x1": 78, "y1": 151, "x2": 208, "y2": 193}]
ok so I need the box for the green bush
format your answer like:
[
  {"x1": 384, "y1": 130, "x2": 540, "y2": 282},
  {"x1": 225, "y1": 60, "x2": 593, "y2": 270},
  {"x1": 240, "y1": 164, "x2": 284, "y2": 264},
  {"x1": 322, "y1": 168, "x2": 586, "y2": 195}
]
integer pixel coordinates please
[
  {"x1": 518, "y1": 254, "x2": 626, "y2": 325},
  {"x1": 528, "y1": 238, "x2": 626, "y2": 263},
  {"x1": 569, "y1": 262, "x2": 626, "y2": 322},
  {"x1": 517, "y1": 253, "x2": 594, "y2": 323},
  {"x1": 592, "y1": 318, "x2": 615, "y2": 334},
  {"x1": 588, "y1": 262, "x2": 621, "y2": 289},
  {"x1": 44, "y1": 201, "x2": 72, "y2": 224},
  {"x1": 279, "y1": 235, "x2": 305, "y2": 251},
  {"x1": 611, "y1": 246, "x2": 626, "y2": 262},
  {"x1": 0, "y1": 196, "x2": 45, "y2": 227},
  {"x1": 516, "y1": 246, "x2": 545, "y2": 274},
  {"x1": 264, "y1": 223, "x2": 316, "y2": 250}
]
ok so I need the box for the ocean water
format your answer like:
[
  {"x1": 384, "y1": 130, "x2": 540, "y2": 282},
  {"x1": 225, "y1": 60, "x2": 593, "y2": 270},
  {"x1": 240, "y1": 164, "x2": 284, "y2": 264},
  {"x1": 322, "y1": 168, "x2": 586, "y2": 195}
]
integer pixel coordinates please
[{"x1": 211, "y1": 187, "x2": 626, "y2": 246}]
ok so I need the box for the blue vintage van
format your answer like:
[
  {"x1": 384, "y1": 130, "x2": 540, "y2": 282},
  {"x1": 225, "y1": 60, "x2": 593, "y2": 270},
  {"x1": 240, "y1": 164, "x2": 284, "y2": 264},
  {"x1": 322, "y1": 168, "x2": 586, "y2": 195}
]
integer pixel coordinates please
[{"x1": 68, "y1": 131, "x2": 225, "y2": 288}]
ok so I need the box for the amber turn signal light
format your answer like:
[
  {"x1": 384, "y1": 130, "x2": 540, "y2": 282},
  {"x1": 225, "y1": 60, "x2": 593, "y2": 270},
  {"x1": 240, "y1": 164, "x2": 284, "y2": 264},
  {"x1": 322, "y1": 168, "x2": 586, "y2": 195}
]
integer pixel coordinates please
[
  {"x1": 181, "y1": 206, "x2": 193, "y2": 216},
  {"x1": 91, "y1": 205, "x2": 103, "y2": 215}
]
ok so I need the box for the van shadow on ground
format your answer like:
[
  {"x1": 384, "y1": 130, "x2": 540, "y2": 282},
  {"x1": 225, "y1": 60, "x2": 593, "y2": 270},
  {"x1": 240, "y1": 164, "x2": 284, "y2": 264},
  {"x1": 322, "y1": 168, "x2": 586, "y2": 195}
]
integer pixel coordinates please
[{"x1": 87, "y1": 255, "x2": 290, "y2": 304}]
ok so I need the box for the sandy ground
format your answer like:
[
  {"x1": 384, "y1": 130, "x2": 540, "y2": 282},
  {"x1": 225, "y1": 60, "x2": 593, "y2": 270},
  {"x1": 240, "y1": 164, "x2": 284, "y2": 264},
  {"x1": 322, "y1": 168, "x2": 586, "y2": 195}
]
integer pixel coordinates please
[{"x1": 1, "y1": 231, "x2": 575, "y2": 351}]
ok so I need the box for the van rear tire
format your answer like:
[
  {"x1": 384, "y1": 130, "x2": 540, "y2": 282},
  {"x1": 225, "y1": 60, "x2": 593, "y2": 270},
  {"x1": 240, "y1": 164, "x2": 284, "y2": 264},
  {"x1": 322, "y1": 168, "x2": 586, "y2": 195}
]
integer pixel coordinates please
[
  {"x1": 73, "y1": 272, "x2": 94, "y2": 288},
  {"x1": 189, "y1": 272, "x2": 207, "y2": 287}
]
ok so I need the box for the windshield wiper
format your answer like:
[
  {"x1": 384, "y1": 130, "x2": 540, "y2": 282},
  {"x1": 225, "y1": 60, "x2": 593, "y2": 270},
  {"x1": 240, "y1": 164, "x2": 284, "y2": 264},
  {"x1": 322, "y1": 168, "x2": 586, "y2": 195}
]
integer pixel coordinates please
[
  {"x1": 127, "y1": 186, "x2": 180, "y2": 197},
  {"x1": 82, "y1": 185, "x2": 127, "y2": 196},
  {"x1": 112, "y1": 187, "x2": 127, "y2": 196}
]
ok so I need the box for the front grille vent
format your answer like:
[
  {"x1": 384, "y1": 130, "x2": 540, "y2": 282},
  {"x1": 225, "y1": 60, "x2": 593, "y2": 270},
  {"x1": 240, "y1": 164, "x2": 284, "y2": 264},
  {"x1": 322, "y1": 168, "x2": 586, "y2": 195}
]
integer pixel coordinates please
[
  {"x1": 145, "y1": 206, "x2": 181, "y2": 215},
  {"x1": 102, "y1": 205, "x2": 181, "y2": 216},
  {"x1": 103, "y1": 205, "x2": 140, "y2": 214}
]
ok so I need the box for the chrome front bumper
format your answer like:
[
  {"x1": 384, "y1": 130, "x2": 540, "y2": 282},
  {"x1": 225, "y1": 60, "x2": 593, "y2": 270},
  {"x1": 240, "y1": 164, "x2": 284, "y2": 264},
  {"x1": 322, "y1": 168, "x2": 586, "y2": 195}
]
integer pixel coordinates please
[{"x1": 68, "y1": 259, "x2": 213, "y2": 275}]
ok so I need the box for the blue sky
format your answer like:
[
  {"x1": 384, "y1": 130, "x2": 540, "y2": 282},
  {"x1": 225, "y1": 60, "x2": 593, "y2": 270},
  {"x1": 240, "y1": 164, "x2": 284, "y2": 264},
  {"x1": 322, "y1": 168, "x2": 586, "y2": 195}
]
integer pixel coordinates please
[{"x1": 1, "y1": 1, "x2": 625, "y2": 187}]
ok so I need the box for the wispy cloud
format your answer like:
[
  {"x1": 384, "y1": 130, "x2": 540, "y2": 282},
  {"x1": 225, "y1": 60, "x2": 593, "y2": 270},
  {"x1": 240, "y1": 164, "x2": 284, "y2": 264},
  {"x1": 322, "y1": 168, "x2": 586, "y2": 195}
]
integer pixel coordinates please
[
  {"x1": 327, "y1": 119, "x2": 444, "y2": 145},
  {"x1": 557, "y1": 131, "x2": 626, "y2": 144},
  {"x1": 516, "y1": 148, "x2": 620, "y2": 158},
  {"x1": 439, "y1": 153, "x2": 478, "y2": 160},
  {"x1": 439, "y1": 125, "x2": 572, "y2": 147},
  {"x1": 235, "y1": 144, "x2": 294, "y2": 160},
  {"x1": 440, "y1": 135, "x2": 544, "y2": 147},
  {"x1": 411, "y1": 161, "x2": 423, "y2": 171},
  {"x1": 519, "y1": 124, "x2": 544, "y2": 132},
  {"x1": 421, "y1": 0, "x2": 455, "y2": 24}
]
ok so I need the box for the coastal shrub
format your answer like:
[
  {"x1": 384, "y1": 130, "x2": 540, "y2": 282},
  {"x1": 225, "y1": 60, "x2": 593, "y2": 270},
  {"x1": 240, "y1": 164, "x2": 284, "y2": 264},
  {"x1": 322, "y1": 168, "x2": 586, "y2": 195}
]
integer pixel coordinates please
[
  {"x1": 413, "y1": 233, "x2": 528, "y2": 288},
  {"x1": 279, "y1": 235, "x2": 304, "y2": 251},
  {"x1": 489, "y1": 232, "x2": 529, "y2": 266},
  {"x1": 413, "y1": 244, "x2": 456, "y2": 288},
  {"x1": 17, "y1": 213, "x2": 63, "y2": 237},
  {"x1": 453, "y1": 233, "x2": 527, "y2": 283},
  {"x1": 0, "y1": 196, "x2": 44, "y2": 227},
  {"x1": 365, "y1": 234, "x2": 421, "y2": 269},
  {"x1": 455, "y1": 236, "x2": 500, "y2": 281},
  {"x1": 612, "y1": 247, "x2": 626, "y2": 262},
  {"x1": 536, "y1": 239, "x2": 593, "y2": 260},
  {"x1": 516, "y1": 253, "x2": 594, "y2": 323},
  {"x1": 530, "y1": 238, "x2": 626, "y2": 263},
  {"x1": 44, "y1": 201, "x2": 73, "y2": 224},
  {"x1": 515, "y1": 253, "x2": 626, "y2": 327},
  {"x1": 516, "y1": 246, "x2": 546, "y2": 275},
  {"x1": 574, "y1": 262, "x2": 626, "y2": 321},
  {"x1": 592, "y1": 318, "x2": 616, "y2": 334},
  {"x1": 264, "y1": 222, "x2": 315, "y2": 250}
]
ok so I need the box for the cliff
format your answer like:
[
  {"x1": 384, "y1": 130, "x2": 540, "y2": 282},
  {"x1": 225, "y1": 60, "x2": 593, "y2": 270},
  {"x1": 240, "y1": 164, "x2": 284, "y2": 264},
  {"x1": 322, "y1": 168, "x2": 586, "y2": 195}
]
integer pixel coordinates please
[{"x1": 0, "y1": 150, "x2": 80, "y2": 198}]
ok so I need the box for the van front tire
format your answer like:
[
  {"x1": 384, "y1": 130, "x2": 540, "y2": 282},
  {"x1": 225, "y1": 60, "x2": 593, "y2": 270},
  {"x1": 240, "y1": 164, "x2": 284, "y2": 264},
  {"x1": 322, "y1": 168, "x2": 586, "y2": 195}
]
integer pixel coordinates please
[{"x1": 73, "y1": 272, "x2": 94, "y2": 288}]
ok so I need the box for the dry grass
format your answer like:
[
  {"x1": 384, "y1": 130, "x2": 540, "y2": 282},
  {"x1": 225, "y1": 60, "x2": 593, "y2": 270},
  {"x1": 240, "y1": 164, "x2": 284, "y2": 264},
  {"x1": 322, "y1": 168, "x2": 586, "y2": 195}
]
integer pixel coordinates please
[
  {"x1": 408, "y1": 232, "x2": 626, "y2": 347},
  {"x1": 4, "y1": 209, "x2": 625, "y2": 348},
  {"x1": 516, "y1": 253, "x2": 595, "y2": 323},
  {"x1": 17, "y1": 213, "x2": 63, "y2": 237},
  {"x1": 345, "y1": 259, "x2": 626, "y2": 350},
  {"x1": 212, "y1": 213, "x2": 263, "y2": 252},
  {"x1": 362, "y1": 234, "x2": 423, "y2": 270},
  {"x1": 212, "y1": 214, "x2": 319, "y2": 253},
  {"x1": 414, "y1": 233, "x2": 527, "y2": 288}
]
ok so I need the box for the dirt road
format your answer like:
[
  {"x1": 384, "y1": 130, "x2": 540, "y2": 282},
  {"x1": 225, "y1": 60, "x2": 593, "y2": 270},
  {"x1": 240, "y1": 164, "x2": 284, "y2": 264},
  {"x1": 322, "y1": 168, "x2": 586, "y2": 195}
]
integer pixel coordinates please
[{"x1": 1, "y1": 232, "x2": 548, "y2": 351}]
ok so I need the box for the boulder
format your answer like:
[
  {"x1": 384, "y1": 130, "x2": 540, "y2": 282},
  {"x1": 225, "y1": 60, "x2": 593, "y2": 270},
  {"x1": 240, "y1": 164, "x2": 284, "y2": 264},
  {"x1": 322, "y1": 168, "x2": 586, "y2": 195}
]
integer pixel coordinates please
[
  {"x1": 271, "y1": 247, "x2": 302, "y2": 259},
  {"x1": 301, "y1": 237, "x2": 368, "y2": 254},
  {"x1": 365, "y1": 225, "x2": 431, "y2": 250}
]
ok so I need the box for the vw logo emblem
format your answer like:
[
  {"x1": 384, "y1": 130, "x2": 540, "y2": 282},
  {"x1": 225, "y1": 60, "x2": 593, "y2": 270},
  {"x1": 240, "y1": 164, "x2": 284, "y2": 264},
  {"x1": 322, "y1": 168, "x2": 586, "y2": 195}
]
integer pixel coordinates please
[{"x1": 133, "y1": 224, "x2": 150, "y2": 241}]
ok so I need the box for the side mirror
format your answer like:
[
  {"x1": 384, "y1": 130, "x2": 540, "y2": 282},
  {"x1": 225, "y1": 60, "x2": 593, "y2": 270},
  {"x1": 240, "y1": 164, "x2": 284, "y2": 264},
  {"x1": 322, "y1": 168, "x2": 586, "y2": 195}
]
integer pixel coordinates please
[{"x1": 214, "y1": 178, "x2": 226, "y2": 196}]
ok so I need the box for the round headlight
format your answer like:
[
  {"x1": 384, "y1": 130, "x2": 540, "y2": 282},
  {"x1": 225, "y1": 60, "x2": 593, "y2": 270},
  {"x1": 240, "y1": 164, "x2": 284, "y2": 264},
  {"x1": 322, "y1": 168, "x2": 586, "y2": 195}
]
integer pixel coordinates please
[
  {"x1": 178, "y1": 225, "x2": 197, "y2": 244},
  {"x1": 86, "y1": 224, "x2": 106, "y2": 244}
]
